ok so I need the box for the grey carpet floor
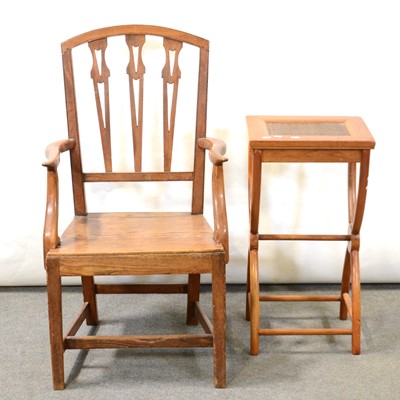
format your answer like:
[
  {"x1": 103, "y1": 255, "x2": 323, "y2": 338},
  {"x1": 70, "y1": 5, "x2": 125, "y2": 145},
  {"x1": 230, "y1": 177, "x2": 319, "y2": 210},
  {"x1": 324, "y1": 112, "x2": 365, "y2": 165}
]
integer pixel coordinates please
[{"x1": 1, "y1": 284, "x2": 399, "y2": 400}]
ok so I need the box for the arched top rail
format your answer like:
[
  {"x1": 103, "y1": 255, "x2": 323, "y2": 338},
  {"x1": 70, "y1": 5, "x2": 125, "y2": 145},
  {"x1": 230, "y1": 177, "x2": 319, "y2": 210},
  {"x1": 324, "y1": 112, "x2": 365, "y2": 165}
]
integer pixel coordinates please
[{"x1": 62, "y1": 25, "x2": 209, "y2": 52}]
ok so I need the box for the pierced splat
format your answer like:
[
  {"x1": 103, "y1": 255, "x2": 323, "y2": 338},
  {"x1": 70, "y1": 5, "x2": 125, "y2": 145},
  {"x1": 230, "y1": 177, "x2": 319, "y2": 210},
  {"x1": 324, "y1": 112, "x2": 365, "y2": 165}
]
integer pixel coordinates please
[
  {"x1": 126, "y1": 34, "x2": 146, "y2": 172},
  {"x1": 88, "y1": 39, "x2": 112, "y2": 172},
  {"x1": 162, "y1": 38, "x2": 183, "y2": 171}
]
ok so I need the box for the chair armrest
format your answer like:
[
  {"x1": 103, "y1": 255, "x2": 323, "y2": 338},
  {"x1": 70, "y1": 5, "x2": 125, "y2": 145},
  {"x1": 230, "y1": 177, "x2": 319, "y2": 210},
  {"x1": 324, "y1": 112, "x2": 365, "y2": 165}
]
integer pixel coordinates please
[
  {"x1": 197, "y1": 137, "x2": 228, "y2": 166},
  {"x1": 198, "y1": 137, "x2": 229, "y2": 263},
  {"x1": 42, "y1": 139, "x2": 75, "y2": 266},
  {"x1": 42, "y1": 139, "x2": 76, "y2": 170}
]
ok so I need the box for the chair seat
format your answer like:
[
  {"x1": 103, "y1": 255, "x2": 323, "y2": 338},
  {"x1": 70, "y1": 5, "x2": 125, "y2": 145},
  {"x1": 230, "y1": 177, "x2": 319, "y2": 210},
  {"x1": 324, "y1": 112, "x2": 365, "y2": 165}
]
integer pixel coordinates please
[{"x1": 52, "y1": 212, "x2": 222, "y2": 255}]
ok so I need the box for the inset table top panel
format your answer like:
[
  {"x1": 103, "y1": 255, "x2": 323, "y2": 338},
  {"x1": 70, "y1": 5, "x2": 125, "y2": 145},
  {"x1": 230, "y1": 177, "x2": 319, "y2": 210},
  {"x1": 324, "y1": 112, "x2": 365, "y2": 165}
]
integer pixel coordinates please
[{"x1": 247, "y1": 116, "x2": 375, "y2": 150}]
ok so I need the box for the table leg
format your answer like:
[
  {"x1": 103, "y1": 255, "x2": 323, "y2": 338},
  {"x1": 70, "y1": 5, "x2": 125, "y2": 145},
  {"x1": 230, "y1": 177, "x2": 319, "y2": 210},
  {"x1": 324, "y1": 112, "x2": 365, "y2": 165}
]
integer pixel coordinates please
[
  {"x1": 249, "y1": 249, "x2": 260, "y2": 355},
  {"x1": 340, "y1": 150, "x2": 370, "y2": 354},
  {"x1": 351, "y1": 249, "x2": 361, "y2": 355},
  {"x1": 247, "y1": 149, "x2": 262, "y2": 355}
]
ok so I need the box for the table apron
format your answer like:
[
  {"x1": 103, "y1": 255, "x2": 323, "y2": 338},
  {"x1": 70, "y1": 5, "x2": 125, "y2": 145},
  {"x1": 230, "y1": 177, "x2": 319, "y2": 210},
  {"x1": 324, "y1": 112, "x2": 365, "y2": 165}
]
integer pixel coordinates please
[{"x1": 258, "y1": 149, "x2": 363, "y2": 163}]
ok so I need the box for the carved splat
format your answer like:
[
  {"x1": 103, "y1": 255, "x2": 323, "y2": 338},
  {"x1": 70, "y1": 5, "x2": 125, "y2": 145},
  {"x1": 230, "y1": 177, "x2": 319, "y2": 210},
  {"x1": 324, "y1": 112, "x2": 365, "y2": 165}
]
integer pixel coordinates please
[
  {"x1": 88, "y1": 39, "x2": 112, "y2": 172},
  {"x1": 126, "y1": 34, "x2": 146, "y2": 172},
  {"x1": 60, "y1": 26, "x2": 212, "y2": 218},
  {"x1": 162, "y1": 38, "x2": 183, "y2": 171}
]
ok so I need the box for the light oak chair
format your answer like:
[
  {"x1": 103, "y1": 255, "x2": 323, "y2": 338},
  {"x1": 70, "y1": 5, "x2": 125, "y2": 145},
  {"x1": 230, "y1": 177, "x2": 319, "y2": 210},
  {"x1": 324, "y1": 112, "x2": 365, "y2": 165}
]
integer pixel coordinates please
[{"x1": 42, "y1": 25, "x2": 229, "y2": 389}]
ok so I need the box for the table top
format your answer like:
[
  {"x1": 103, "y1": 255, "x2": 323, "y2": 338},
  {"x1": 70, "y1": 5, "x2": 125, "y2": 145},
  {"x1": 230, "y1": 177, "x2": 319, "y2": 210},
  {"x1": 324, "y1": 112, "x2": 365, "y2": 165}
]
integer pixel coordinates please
[{"x1": 246, "y1": 116, "x2": 376, "y2": 150}]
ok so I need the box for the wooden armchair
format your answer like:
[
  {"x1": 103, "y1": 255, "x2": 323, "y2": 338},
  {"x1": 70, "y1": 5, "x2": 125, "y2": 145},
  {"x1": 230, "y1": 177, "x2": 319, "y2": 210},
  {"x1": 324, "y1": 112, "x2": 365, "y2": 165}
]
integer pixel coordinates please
[{"x1": 42, "y1": 25, "x2": 229, "y2": 389}]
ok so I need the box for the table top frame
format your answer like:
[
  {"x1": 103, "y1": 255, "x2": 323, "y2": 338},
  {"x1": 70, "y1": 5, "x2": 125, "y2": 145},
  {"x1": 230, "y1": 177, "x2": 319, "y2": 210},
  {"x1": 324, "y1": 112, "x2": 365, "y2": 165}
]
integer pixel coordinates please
[{"x1": 247, "y1": 116, "x2": 375, "y2": 151}]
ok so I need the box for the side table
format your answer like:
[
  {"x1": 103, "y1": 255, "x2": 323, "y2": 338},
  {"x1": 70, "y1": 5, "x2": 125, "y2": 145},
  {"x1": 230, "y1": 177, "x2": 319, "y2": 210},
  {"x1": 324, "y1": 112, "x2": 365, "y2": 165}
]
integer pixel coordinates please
[{"x1": 246, "y1": 115, "x2": 375, "y2": 355}]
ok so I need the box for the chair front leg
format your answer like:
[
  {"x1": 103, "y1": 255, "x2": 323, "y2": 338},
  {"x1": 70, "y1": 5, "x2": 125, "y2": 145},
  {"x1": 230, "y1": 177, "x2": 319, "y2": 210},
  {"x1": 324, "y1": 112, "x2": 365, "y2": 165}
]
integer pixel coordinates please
[
  {"x1": 212, "y1": 260, "x2": 226, "y2": 388},
  {"x1": 46, "y1": 266, "x2": 65, "y2": 390}
]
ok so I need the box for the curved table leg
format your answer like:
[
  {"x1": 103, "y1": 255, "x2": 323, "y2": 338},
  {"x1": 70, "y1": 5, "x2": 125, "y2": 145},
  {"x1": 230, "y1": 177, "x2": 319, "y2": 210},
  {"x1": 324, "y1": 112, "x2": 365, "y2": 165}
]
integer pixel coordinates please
[
  {"x1": 351, "y1": 249, "x2": 361, "y2": 355},
  {"x1": 246, "y1": 249, "x2": 251, "y2": 321},
  {"x1": 340, "y1": 150, "x2": 370, "y2": 353},
  {"x1": 249, "y1": 249, "x2": 260, "y2": 355}
]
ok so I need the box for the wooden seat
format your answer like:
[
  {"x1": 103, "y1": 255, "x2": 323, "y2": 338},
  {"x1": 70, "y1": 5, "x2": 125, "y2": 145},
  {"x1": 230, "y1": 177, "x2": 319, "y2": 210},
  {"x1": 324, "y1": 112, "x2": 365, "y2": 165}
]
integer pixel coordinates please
[{"x1": 42, "y1": 25, "x2": 229, "y2": 389}]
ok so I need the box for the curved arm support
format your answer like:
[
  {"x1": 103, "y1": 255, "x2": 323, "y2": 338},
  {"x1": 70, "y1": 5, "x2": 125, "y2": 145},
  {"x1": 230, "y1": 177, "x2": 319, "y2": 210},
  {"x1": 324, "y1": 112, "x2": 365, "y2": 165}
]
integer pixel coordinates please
[
  {"x1": 42, "y1": 139, "x2": 75, "y2": 267},
  {"x1": 198, "y1": 137, "x2": 229, "y2": 263}
]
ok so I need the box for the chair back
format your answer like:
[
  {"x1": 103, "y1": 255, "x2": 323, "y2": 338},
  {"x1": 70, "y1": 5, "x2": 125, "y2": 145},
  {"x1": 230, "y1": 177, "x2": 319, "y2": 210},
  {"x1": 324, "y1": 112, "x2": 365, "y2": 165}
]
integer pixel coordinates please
[{"x1": 61, "y1": 25, "x2": 209, "y2": 215}]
